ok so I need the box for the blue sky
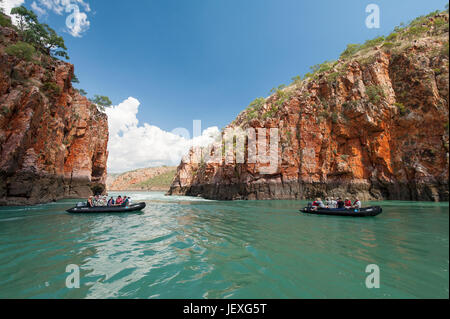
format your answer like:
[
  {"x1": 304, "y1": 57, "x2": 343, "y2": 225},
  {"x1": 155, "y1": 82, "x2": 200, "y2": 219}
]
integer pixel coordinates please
[{"x1": 12, "y1": 0, "x2": 447, "y2": 132}]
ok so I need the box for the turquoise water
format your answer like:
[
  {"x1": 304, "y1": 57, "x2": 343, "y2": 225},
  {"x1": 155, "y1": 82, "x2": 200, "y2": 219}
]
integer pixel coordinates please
[{"x1": 0, "y1": 192, "x2": 448, "y2": 299}]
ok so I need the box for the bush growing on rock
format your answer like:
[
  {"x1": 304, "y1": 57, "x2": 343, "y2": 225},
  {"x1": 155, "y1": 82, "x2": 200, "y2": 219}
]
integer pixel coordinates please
[
  {"x1": 5, "y1": 41, "x2": 36, "y2": 61},
  {"x1": 0, "y1": 13, "x2": 12, "y2": 27},
  {"x1": 89, "y1": 95, "x2": 112, "y2": 112},
  {"x1": 340, "y1": 44, "x2": 361, "y2": 59},
  {"x1": 394, "y1": 102, "x2": 407, "y2": 116},
  {"x1": 366, "y1": 85, "x2": 386, "y2": 104},
  {"x1": 10, "y1": 6, "x2": 69, "y2": 60},
  {"x1": 42, "y1": 81, "x2": 61, "y2": 97}
]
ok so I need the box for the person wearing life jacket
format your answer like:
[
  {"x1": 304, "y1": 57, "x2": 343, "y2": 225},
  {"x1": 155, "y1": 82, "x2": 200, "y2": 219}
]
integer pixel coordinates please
[
  {"x1": 344, "y1": 198, "x2": 352, "y2": 209},
  {"x1": 311, "y1": 198, "x2": 325, "y2": 211},
  {"x1": 121, "y1": 196, "x2": 129, "y2": 207},
  {"x1": 115, "y1": 196, "x2": 123, "y2": 206}
]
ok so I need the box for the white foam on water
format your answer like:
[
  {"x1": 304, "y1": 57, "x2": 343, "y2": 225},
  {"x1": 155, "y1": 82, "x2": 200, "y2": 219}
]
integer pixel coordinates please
[{"x1": 106, "y1": 191, "x2": 214, "y2": 203}]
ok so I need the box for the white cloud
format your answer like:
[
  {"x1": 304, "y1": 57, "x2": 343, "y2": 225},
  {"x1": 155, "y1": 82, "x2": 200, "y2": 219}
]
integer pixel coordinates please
[
  {"x1": 31, "y1": 1, "x2": 46, "y2": 15},
  {"x1": 37, "y1": 0, "x2": 91, "y2": 37},
  {"x1": 0, "y1": 0, "x2": 25, "y2": 15},
  {"x1": 65, "y1": 8, "x2": 89, "y2": 37},
  {"x1": 105, "y1": 97, "x2": 220, "y2": 173},
  {"x1": 1, "y1": 0, "x2": 91, "y2": 37}
]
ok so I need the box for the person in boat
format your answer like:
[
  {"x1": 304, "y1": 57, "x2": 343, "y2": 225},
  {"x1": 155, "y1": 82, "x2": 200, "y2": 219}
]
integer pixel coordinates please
[
  {"x1": 87, "y1": 196, "x2": 94, "y2": 208},
  {"x1": 353, "y1": 198, "x2": 362, "y2": 209},
  {"x1": 115, "y1": 196, "x2": 123, "y2": 206},
  {"x1": 121, "y1": 196, "x2": 129, "y2": 207},
  {"x1": 337, "y1": 198, "x2": 345, "y2": 209},
  {"x1": 312, "y1": 198, "x2": 325, "y2": 211},
  {"x1": 326, "y1": 197, "x2": 334, "y2": 208},
  {"x1": 330, "y1": 197, "x2": 338, "y2": 208},
  {"x1": 107, "y1": 197, "x2": 115, "y2": 207},
  {"x1": 93, "y1": 195, "x2": 100, "y2": 207},
  {"x1": 344, "y1": 198, "x2": 352, "y2": 209}
]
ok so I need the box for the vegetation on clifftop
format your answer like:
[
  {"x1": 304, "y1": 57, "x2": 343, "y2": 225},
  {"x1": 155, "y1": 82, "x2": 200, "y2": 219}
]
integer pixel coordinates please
[
  {"x1": 236, "y1": 6, "x2": 449, "y2": 126},
  {"x1": 9, "y1": 5, "x2": 69, "y2": 59},
  {"x1": 0, "y1": 5, "x2": 113, "y2": 113}
]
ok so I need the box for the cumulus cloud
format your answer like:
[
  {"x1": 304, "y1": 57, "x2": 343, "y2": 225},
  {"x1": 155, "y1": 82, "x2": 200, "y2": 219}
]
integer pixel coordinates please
[
  {"x1": 1, "y1": 0, "x2": 91, "y2": 37},
  {"x1": 31, "y1": 1, "x2": 46, "y2": 15},
  {"x1": 0, "y1": 0, "x2": 25, "y2": 15},
  {"x1": 105, "y1": 97, "x2": 220, "y2": 173}
]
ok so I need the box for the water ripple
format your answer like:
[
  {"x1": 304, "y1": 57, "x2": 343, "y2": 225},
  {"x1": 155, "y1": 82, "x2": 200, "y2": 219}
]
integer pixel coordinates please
[{"x1": 0, "y1": 193, "x2": 448, "y2": 298}]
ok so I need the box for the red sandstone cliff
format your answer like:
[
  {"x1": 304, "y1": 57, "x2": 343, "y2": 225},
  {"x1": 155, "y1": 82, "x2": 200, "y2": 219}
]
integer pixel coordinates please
[
  {"x1": 0, "y1": 19, "x2": 109, "y2": 206},
  {"x1": 168, "y1": 12, "x2": 449, "y2": 202}
]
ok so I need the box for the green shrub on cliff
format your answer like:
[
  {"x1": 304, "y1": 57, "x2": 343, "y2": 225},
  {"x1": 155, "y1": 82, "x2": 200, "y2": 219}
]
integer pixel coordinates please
[
  {"x1": 90, "y1": 95, "x2": 112, "y2": 107},
  {"x1": 245, "y1": 97, "x2": 265, "y2": 120},
  {"x1": 248, "y1": 97, "x2": 265, "y2": 111},
  {"x1": 5, "y1": 42, "x2": 36, "y2": 61},
  {"x1": 77, "y1": 89, "x2": 88, "y2": 96},
  {"x1": 361, "y1": 36, "x2": 385, "y2": 50},
  {"x1": 386, "y1": 32, "x2": 399, "y2": 42},
  {"x1": 0, "y1": 13, "x2": 12, "y2": 27},
  {"x1": 406, "y1": 25, "x2": 429, "y2": 38},
  {"x1": 366, "y1": 85, "x2": 386, "y2": 104},
  {"x1": 291, "y1": 75, "x2": 302, "y2": 86},
  {"x1": 89, "y1": 95, "x2": 112, "y2": 112},
  {"x1": 42, "y1": 81, "x2": 61, "y2": 97},
  {"x1": 340, "y1": 44, "x2": 361, "y2": 59},
  {"x1": 382, "y1": 42, "x2": 396, "y2": 49},
  {"x1": 10, "y1": 6, "x2": 69, "y2": 60},
  {"x1": 310, "y1": 61, "x2": 334, "y2": 75},
  {"x1": 394, "y1": 102, "x2": 407, "y2": 116},
  {"x1": 327, "y1": 71, "x2": 342, "y2": 84},
  {"x1": 71, "y1": 74, "x2": 80, "y2": 83},
  {"x1": 262, "y1": 105, "x2": 278, "y2": 119}
]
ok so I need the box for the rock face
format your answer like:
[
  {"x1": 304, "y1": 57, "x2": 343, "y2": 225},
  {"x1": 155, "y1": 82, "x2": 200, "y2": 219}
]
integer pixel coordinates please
[
  {"x1": 0, "y1": 21, "x2": 109, "y2": 206},
  {"x1": 107, "y1": 167, "x2": 177, "y2": 191},
  {"x1": 168, "y1": 13, "x2": 449, "y2": 202}
]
